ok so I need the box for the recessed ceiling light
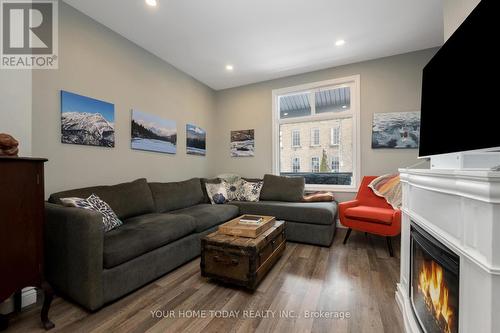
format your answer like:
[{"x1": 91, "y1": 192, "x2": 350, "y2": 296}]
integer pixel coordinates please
[
  {"x1": 335, "y1": 39, "x2": 346, "y2": 46},
  {"x1": 225, "y1": 64, "x2": 234, "y2": 71},
  {"x1": 145, "y1": 0, "x2": 157, "y2": 7}
]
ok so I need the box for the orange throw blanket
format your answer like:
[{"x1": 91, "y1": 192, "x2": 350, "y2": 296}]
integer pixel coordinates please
[{"x1": 368, "y1": 174, "x2": 401, "y2": 209}]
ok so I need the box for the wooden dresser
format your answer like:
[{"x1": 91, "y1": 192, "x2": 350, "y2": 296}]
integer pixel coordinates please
[{"x1": 0, "y1": 157, "x2": 54, "y2": 330}]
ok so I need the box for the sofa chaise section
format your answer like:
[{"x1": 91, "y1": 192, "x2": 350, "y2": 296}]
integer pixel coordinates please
[{"x1": 229, "y1": 201, "x2": 338, "y2": 246}]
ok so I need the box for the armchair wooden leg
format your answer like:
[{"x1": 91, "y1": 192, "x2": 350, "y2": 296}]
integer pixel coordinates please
[
  {"x1": 343, "y1": 228, "x2": 352, "y2": 245},
  {"x1": 386, "y1": 237, "x2": 394, "y2": 257}
]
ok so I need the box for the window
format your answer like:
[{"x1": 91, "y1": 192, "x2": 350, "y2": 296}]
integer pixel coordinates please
[
  {"x1": 291, "y1": 129, "x2": 300, "y2": 147},
  {"x1": 292, "y1": 157, "x2": 300, "y2": 173},
  {"x1": 311, "y1": 157, "x2": 320, "y2": 173},
  {"x1": 331, "y1": 126, "x2": 340, "y2": 145},
  {"x1": 311, "y1": 128, "x2": 320, "y2": 146},
  {"x1": 272, "y1": 75, "x2": 360, "y2": 190},
  {"x1": 331, "y1": 155, "x2": 340, "y2": 172}
]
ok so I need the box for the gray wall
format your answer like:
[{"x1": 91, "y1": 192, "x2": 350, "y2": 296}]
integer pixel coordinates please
[
  {"x1": 211, "y1": 49, "x2": 436, "y2": 201},
  {"x1": 443, "y1": 0, "x2": 481, "y2": 41},
  {"x1": 32, "y1": 3, "x2": 216, "y2": 196},
  {"x1": 0, "y1": 71, "x2": 32, "y2": 156}
]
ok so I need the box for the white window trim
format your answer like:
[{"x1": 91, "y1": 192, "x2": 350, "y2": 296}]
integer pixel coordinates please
[
  {"x1": 272, "y1": 75, "x2": 361, "y2": 192},
  {"x1": 291, "y1": 129, "x2": 301, "y2": 148},
  {"x1": 310, "y1": 127, "x2": 320, "y2": 147},
  {"x1": 311, "y1": 156, "x2": 320, "y2": 173},
  {"x1": 330, "y1": 155, "x2": 340, "y2": 173},
  {"x1": 330, "y1": 126, "x2": 340, "y2": 146},
  {"x1": 292, "y1": 157, "x2": 300, "y2": 173}
]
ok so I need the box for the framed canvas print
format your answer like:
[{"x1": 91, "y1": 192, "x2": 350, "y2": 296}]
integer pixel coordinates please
[
  {"x1": 186, "y1": 124, "x2": 206, "y2": 156},
  {"x1": 61, "y1": 90, "x2": 115, "y2": 147},
  {"x1": 231, "y1": 129, "x2": 255, "y2": 157},
  {"x1": 372, "y1": 111, "x2": 420, "y2": 149},
  {"x1": 131, "y1": 109, "x2": 177, "y2": 154}
]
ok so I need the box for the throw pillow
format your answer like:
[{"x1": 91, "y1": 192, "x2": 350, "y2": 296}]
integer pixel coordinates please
[
  {"x1": 223, "y1": 179, "x2": 243, "y2": 201},
  {"x1": 217, "y1": 173, "x2": 242, "y2": 184},
  {"x1": 236, "y1": 180, "x2": 263, "y2": 202},
  {"x1": 205, "y1": 182, "x2": 229, "y2": 204},
  {"x1": 86, "y1": 194, "x2": 123, "y2": 232},
  {"x1": 260, "y1": 174, "x2": 305, "y2": 202},
  {"x1": 60, "y1": 194, "x2": 123, "y2": 232}
]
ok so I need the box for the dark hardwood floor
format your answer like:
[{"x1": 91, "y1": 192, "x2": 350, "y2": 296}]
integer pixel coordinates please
[{"x1": 5, "y1": 228, "x2": 403, "y2": 333}]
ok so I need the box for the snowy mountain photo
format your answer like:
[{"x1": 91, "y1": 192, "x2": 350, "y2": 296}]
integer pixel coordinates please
[
  {"x1": 61, "y1": 91, "x2": 115, "y2": 147},
  {"x1": 131, "y1": 109, "x2": 177, "y2": 154},
  {"x1": 186, "y1": 124, "x2": 206, "y2": 156}
]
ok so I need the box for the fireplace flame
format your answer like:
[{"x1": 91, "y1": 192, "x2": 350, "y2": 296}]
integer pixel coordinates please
[{"x1": 418, "y1": 260, "x2": 454, "y2": 333}]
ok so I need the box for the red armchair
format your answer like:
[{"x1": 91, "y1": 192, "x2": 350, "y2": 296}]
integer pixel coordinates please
[{"x1": 339, "y1": 176, "x2": 401, "y2": 256}]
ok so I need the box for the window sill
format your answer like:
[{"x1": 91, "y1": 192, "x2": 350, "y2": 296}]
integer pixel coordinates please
[{"x1": 291, "y1": 146, "x2": 301, "y2": 149}]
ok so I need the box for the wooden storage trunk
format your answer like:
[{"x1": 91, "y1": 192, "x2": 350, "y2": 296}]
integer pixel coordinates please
[{"x1": 201, "y1": 221, "x2": 286, "y2": 290}]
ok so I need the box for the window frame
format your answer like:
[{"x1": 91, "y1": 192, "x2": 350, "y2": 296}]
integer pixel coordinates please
[
  {"x1": 291, "y1": 129, "x2": 301, "y2": 148},
  {"x1": 310, "y1": 127, "x2": 320, "y2": 147},
  {"x1": 272, "y1": 75, "x2": 361, "y2": 192},
  {"x1": 292, "y1": 157, "x2": 300, "y2": 173},
  {"x1": 330, "y1": 155, "x2": 340, "y2": 173},
  {"x1": 330, "y1": 126, "x2": 340, "y2": 146},
  {"x1": 311, "y1": 156, "x2": 320, "y2": 173}
]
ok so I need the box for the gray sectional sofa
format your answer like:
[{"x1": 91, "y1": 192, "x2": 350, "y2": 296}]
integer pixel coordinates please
[{"x1": 44, "y1": 176, "x2": 337, "y2": 311}]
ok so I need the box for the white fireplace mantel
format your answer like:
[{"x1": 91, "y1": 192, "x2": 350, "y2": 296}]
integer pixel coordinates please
[{"x1": 396, "y1": 168, "x2": 500, "y2": 333}]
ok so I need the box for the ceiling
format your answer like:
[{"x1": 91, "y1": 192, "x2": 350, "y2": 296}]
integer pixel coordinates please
[{"x1": 63, "y1": 0, "x2": 443, "y2": 90}]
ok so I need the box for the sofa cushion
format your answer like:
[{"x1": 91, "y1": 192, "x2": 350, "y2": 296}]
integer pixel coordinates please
[
  {"x1": 103, "y1": 213, "x2": 196, "y2": 268},
  {"x1": 344, "y1": 206, "x2": 394, "y2": 225},
  {"x1": 259, "y1": 174, "x2": 305, "y2": 202},
  {"x1": 149, "y1": 178, "x2": 204, "y2": 212},
  {"x1": 229, "y1": 201, "x2": 336, "y2": 226},
  {"x1": 171, "y1": 204, "x2": 239, "y2": 232},
  {"x1": 48, "y1": 178, "x2": 155, "y2": 220}
]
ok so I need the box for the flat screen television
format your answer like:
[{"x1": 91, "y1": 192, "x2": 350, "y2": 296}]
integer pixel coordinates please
[{"x1": 419, "y1": 0, "x2": 499, "y2": 158}]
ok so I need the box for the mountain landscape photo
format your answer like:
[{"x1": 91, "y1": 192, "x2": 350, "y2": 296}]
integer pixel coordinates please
[
  {"x1": 61, "y1": 91, "x2": 115, "y2": 147},
  {"x1": 186, "y1": 124, "x2": 206, "y2": 156},
  {"x1": 131, "y1": 110, "x2": 177, "y2": 154}
]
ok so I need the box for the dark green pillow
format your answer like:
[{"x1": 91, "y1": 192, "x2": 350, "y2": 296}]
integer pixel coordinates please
[{"x1": 260, "y1": 174, "x2": 305, "y2": 202}]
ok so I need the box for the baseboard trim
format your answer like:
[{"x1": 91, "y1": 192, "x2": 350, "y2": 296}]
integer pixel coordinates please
[{"x1": 0, "y1": 288, "x2": 37, "y2": 315}]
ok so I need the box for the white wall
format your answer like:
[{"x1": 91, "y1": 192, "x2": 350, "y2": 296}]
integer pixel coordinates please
[
  {"x1": 0, "y1": 71, "x2": 32, "y2": 156},
  {"x1": 211, "y1": 49, "x2": 436, "y2": 202},
  {"x1": 32, "y1": 3, "x2": 217, "y2": 197},
  {"x1": 443, "y1": 0, "x2": 481, "y2": 40}
]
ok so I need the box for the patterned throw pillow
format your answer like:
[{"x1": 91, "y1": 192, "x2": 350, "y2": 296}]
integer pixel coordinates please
[
  {"x1": 60, "y1": 194, "x2": 122, "y2": 232},
  {"x1": 222, "y1": 179, "x2": 243, "y2": 201},
  {"x1": 205, "y1": 182, "x2": 228, "y2": 204},
  {"x1": 86, "y1": 194, "x2": 123, "y2": 232},
  {"x1": 236, "y1": 180, "x2": 263, "y2": 202}
]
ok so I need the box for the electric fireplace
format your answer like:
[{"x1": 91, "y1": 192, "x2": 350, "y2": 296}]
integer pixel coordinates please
[{"x1": 410, "y1": 223, "x2": 459, "y2": 333}]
